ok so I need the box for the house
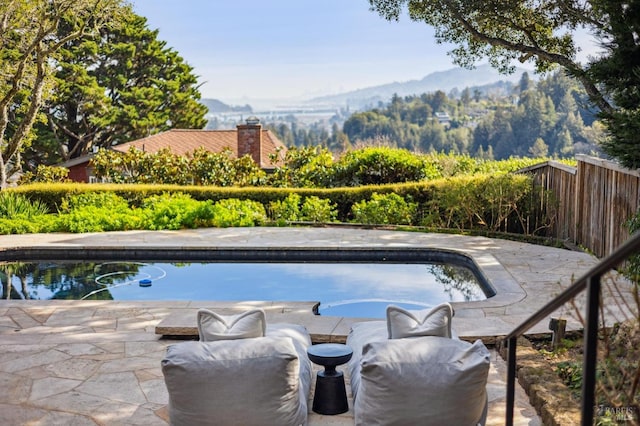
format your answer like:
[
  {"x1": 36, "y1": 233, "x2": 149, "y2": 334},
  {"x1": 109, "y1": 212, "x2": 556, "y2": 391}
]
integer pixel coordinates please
[
  {"x1": 434, "y1": 111, "x2": 451, "y2": 126},
  {"x1": 61, "y1": 117, "x2": 287, "y2": 183},
  {"x1": 62, "y1": 154, "x2": 101, "y2": 183}
]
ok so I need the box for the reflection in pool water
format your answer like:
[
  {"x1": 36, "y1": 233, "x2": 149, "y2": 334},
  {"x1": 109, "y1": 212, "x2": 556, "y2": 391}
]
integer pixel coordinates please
[{"x1": 1, "y1": 261, "x2": 488, "y2": 318}]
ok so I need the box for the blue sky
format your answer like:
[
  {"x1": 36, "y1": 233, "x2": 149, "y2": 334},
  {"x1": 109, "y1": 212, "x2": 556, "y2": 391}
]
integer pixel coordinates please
[
  {"x1": 131, "y1": 0, "x2": 456, "y2": 102},
  {"x1": 131, "y1": 1, "x2": 599, "y2": 104}
]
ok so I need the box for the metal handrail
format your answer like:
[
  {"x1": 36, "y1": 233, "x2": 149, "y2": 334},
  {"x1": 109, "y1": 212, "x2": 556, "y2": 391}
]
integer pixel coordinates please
[{"x1": 504, "y1": 231, "x2": 640, "y2": 426}]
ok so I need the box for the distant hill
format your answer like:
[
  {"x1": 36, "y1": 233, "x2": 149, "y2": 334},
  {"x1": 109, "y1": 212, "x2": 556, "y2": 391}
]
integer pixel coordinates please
[
  {"x1": 200, "y1": 98, "x2": 253, "y2": 114},
  {"x1": 309, "y1": 64, "x2": 532, "y2": 109}
]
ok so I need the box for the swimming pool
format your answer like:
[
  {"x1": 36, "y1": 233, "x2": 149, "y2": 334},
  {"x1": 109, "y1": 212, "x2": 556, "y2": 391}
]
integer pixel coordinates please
[{"x1": 0, "y1": 248, "x2": 495, "y2": 318}]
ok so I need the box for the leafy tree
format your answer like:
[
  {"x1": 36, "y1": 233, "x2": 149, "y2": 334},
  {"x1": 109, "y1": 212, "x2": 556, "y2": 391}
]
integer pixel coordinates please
[
  {"x1": 91, "y1": 147, "x2": 265, "y2": 186},
  {"x1": 19, "y1": 165, "x2": 70, "y2": 184},
  {"x1": 327, "y1": 122, "x2": 351, "y2": 153},
  {"x1": 34, "y1": 8, "x2": 207, "y2": 163},
  {"x1": 529, "y1": 138, "x2": 549, "y2": 157},
  {"x1": 586, "y1": 0, "x2": 640, "y2": 168},
  {"x1": 418, "y1": 120, "x2": 446, "y2": 152},
  {"x1": 428, "y1": 90, "x2": 448, "y2": 112},
  {"x1": 511, "y1": 91, "x2": 557, "y2": 156},
  {"x1": 343, "y1": 111, "x2": 396, "y2": 143},
  {"x1": 333, "y1": 147, "x2": 436, "y2": 186},
  {"x1": 474, "y1": 107, "x2": 515, "y2": 159},
  {"x1": 267, "y1": 123, "x2": 295, "y2": 147},
  {"x1": 0, "y1": 0, "x2": 123, "y2": 188},
  {"x1": 368, "y1": 0, "x2": 637, "y2": 168},
  {"x1": 460, "y1": 87, "x2": 472, "y2": 106},
  {"x1": 268, "y1": 146, "x2": 334, "y2": 188},
  {"x1": 445, "y1": 126, "x2": 472, "y2": 154},
  {"x1": 518, "y1": 72, "x2": 534, "y2": 93}
]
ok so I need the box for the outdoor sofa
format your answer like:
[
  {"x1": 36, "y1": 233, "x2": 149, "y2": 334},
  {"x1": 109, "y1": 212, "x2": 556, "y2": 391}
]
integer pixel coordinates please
[
  {"x1": 161, "y1": 308, "x2": 312, "y2": 426},
  {"x1": 347, "y1": 303, "x2": 491, "y2": 426}
]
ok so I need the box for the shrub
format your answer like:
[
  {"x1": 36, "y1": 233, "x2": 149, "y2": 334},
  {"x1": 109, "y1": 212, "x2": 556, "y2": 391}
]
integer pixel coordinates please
[
  {"x1": 55, "y1": 191, "x2": 138, "y2": 232},
  {"x1": 333, "y1": 147, "x2": 436, "y2": 186},
  {"x1": 268, "y1": 193, "x2": 302, "y2": 224},
  {"x1": 350, "y1": 193, "x2": 417, "y2": 225},
  {"x1": 57, "y1": 207, "x2": 141, "y2": 233},
  {"x1": 59, "y1": 191, "x2": 130, "y2": 212},
  {"x1": 93, "y1": 147, "x2": 267, "y2": 186},
  {"x1": 19, "y1": 165, "x2": 70, "y2": 184},
  {"x1": 190, "y1": 147, "x2": 266, "y2": 186},
  {"x1": 268, "y1": 146, "x2": 334, "y2": 188},
  {"x1": 0, "y1": 192, "x2": 50, "y2": 218},
  {"x1": 0, "y1": 215, "x2": 59, "y2": 234},
  {"x1": 300, "y1": 196, "x2": 337, "y2": 222},
  {"x1": 140, "y1": 193, "x2": 212, "y2": 230},
  {"x1": 210, "y1": 198, "x2": 267, "y2": 227},
  {"x1": 419, "y1": 174, "x2": 533, "y2": 232}
]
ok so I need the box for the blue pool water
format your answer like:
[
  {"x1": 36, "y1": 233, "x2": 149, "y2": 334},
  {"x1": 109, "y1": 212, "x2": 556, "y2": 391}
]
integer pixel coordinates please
[{"x1": 1, "y1": 261, "x2": 488, "y2": 318}]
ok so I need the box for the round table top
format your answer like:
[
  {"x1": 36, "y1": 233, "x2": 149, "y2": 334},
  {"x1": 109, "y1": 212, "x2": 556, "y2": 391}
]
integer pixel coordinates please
[{"x1": 307, "y1": 343, "x2": 353, "y2": 367}]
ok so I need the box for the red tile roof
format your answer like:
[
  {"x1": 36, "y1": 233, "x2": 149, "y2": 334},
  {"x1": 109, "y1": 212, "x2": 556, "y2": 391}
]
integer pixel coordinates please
[{"x1": 111, "y1": 129, "x2": 286, "y2": 169}]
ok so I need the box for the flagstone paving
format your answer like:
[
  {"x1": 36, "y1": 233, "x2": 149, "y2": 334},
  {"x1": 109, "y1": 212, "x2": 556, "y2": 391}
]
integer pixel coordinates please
[{"x1": 0, "y1": 226, "x2": 631, "y2": 425}]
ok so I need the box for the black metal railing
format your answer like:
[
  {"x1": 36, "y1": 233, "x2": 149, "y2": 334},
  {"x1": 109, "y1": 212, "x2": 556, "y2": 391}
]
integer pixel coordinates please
[{"x1": 504, "y1": 231, "x2": 640, "y2": 426}]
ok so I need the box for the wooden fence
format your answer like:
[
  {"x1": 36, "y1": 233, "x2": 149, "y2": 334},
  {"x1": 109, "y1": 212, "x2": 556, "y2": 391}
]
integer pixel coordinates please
[{"x1": 519, "y1": 155, "x2": 640, "y2": 258}]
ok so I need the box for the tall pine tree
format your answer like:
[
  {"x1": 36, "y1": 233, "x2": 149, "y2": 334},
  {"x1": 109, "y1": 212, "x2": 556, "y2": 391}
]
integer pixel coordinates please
[
  {"x1": 587, "y1": 0, "x2": 640, "y2": 169},
  {"x1": 33, "y1": 6, "x2": 207, "y2": 163}
]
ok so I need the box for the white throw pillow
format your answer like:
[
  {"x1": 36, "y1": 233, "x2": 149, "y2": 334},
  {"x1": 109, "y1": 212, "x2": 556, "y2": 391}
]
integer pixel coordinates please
[
  {"x1": 386, "y1": 303, "x2": 453, "y2": 339},
  {"x1": 197, "y1": 308, "x2": 266, "y2": 341}
]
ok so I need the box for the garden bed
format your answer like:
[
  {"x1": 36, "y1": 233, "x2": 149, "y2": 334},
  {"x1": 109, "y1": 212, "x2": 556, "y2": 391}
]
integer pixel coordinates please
[{"x1": 501, "y1": 322, "x2": 640, "y2": 426}]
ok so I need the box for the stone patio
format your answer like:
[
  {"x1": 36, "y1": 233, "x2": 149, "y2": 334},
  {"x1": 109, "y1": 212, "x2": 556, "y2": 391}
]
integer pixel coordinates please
[{"x1": 0, "y1": 227, "x2": 618, "y2": 425}]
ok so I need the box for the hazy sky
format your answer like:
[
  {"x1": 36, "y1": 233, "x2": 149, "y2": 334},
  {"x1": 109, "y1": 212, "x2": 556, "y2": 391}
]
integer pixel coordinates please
[
  {"x1": 131, "y1": 1, "x2": 599, "y2": 104},
  {"x1": 131, "y1": 0, "x2": 458, "y2": 102}
]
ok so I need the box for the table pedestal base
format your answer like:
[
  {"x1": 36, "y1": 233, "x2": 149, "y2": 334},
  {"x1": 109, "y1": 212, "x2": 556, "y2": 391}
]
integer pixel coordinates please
[{"x1": 312, "y1": 370, "x2": 348, "y2": 415}]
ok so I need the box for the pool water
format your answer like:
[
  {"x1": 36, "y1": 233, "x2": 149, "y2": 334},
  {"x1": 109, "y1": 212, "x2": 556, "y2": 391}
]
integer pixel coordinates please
[{"x1": 1, "y1": 261, "x2": 488, "y2": 318}]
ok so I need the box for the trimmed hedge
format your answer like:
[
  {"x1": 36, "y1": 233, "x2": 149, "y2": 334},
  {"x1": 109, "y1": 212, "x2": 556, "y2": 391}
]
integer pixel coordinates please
[{"x1": 5, "y1": 172, "x2": 543, "y2": 234}]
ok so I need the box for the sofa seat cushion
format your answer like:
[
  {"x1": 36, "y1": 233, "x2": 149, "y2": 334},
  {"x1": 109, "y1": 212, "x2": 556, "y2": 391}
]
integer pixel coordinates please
[
  {"x1": 266, "y1": 322, "x2": 313, "y2": 395},
  {"x1": 346, "y1": 321, "x2": 388, "y2": 401},
  {"x1": 162, "y1": 326, "x2": 312, "y2": 426}
]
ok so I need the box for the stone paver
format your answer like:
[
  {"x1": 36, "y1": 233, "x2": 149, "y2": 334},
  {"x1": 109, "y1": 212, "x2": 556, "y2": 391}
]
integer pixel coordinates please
[{"x1": 1, "y1": 227, "x2": 632, "y2": 425}]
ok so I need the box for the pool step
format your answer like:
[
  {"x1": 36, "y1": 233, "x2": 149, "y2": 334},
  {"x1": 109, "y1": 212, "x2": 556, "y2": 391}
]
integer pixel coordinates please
[{"x1": 154, "y1": 301, "x2": 363, "y2": 344}]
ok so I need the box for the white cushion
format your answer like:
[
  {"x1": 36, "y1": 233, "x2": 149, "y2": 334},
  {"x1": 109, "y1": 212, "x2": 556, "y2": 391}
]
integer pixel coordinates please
[
  {"x1": 197, "y1": 308, "x2": 266, "y2": 341},
  {"x1": 386, "y1": 302, "x2": 453, "y2": 339},
  {"x1": 162, "y1": 334, "x2": 311, "y2": 426}
]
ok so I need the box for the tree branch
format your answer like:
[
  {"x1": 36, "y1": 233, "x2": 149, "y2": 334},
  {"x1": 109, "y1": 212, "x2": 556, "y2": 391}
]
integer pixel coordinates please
[{"x1": 445, "y1": 3, "x2": 613, "y2": 114}]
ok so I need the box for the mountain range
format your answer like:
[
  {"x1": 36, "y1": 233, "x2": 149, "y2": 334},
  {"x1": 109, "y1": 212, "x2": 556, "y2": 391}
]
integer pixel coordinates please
[
  {"x1": 203, "y1": 64, "x2": 533, "y2": 112},
  {"x1": 308, "y1": 64, "x2": 531, "y2": 109}
]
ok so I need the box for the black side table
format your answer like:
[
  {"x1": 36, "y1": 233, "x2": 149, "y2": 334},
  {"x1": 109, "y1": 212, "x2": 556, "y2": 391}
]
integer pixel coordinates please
[{"x1": 307, "y1": 343, "x2": 353, "y2": 415}]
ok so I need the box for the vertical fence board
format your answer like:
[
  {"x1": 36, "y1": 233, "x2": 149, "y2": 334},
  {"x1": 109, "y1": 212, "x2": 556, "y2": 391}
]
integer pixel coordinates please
[{"x1": 519, "y1": 155, "x2": 640, "y2": 258}]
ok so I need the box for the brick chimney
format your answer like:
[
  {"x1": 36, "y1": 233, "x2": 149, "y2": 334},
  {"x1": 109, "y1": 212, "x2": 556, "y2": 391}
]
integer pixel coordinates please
[{"x1": 236, "y1": 116, "x2": 262, "y2": 166}]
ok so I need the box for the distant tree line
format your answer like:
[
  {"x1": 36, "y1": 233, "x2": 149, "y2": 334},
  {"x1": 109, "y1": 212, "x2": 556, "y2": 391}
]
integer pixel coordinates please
[
  {"x1": 368, "y1": 0, "x2": 640, "y2": 169},
  {"x1": 270, "y1": 70, "x2": 604, "y2": 160}
]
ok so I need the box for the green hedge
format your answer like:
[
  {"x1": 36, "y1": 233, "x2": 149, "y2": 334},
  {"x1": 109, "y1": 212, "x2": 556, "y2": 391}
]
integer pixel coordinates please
[{"x1": 5, "y1": 173, "x2": 543, "y2": 234}]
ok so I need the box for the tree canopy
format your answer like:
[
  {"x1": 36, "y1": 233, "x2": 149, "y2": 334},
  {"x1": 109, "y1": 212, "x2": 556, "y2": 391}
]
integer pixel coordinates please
[
  {"x1": 31, "y1": 7, "x2": 208, "y2": 166},
  {"x1": 368, "y1": 0, "x2": 640, "y2": 168},
  {"x1": 339, "y1": 73, "x2": 600, "y2": 159},
  {"x1": 0, "y1": 0, "x2": 125, "y2": 188}
]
